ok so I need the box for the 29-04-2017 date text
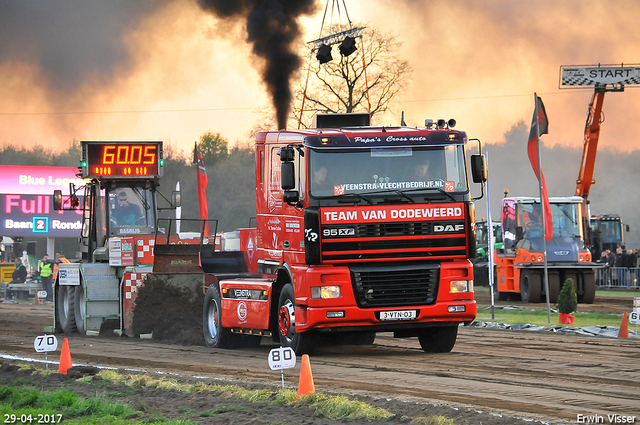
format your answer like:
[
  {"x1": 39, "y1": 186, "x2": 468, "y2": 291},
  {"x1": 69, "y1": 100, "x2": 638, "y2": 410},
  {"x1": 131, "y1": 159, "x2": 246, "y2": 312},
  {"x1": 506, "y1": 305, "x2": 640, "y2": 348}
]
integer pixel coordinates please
[{"x1": 3, "y1": 414, "x2": 63, "y2": 424}]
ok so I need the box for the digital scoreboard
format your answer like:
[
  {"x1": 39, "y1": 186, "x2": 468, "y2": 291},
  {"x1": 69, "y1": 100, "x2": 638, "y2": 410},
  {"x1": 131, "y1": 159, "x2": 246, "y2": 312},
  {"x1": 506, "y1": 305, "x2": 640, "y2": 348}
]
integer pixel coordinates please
[{"x1": 81, "y1": 141, "x2": 163, "y2": 179}]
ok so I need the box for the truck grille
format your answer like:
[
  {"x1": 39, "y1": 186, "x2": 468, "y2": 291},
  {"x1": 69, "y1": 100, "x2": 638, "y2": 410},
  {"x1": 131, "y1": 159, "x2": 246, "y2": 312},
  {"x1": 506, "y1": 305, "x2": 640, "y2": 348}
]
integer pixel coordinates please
[{"x1": 351, "y1": 264, "x2": 439, "y2": 308}]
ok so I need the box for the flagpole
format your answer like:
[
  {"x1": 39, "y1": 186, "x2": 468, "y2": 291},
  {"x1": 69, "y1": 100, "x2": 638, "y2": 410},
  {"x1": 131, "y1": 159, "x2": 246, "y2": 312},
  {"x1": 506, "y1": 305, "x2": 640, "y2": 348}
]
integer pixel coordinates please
[
  {"x1": 485, "y1": 149, "x2": 496, "y2": 320},
  {"x1": 535, "y1": 93, "x2": 552, "y2": 324}
]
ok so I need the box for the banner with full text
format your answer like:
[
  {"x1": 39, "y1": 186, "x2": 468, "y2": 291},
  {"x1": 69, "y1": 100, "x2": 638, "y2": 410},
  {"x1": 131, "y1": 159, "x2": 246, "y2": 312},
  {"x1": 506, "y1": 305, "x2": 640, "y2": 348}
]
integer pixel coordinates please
[{"x1": 0, "y1": 165, "x2": 87, "y2": 237}]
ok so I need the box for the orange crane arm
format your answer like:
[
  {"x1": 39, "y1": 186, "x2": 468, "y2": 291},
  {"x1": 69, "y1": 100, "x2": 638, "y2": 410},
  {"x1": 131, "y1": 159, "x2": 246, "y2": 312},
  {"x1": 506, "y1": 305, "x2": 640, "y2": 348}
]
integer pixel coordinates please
[{"x1": 575, "y1": 89, "x2": 605, "y2": 203}]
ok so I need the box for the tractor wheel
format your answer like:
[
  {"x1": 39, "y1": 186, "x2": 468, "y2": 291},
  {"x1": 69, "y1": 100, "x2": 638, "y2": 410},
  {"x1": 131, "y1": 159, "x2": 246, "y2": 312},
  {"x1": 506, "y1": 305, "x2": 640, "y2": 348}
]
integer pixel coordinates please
[
  {"x1": 203, "y1": 285, "x2": 240, "y2": 349},
  {"x1": 579, "y1": 272, "x2": 596, "y2": 304},
  {"x1": 56, "y1": 285, "x2": 77, "y2": 333},
  {"x1": 278, "y1": 284, "x2": 317, "y2": 355},
  {"x1": 73, "y1": 285, "x2": 86, "y2": 334},
  {"x1": 418, "y1": 325, "x2": 458, "y2": 353},
  {"x1": 520, "y1": 270, "x2": 542, "y2": 303},
  {"x1": 547, "y1": 272, "x2": 560, "y2": 303}
]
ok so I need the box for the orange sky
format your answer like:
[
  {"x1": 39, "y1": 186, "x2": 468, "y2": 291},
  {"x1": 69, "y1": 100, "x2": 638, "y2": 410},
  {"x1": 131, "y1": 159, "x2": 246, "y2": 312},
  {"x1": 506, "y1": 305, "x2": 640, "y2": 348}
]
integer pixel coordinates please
[{"x1": 1, "y1": 0, "x2": 640, "y2": 156}]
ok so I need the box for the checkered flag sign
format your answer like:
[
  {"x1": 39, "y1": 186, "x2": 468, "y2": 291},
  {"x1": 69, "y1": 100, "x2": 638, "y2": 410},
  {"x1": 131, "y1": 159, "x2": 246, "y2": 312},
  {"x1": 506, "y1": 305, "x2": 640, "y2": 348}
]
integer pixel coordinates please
[{"x1": 561, "y1": 65, "x2": 640, "y2": 87}]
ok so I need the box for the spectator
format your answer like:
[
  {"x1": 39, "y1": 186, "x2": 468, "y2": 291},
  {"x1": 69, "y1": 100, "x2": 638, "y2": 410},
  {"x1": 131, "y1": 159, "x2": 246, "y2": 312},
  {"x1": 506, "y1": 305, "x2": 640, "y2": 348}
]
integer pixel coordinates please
[
  {"x1": 625, "y1": 249, "x2": 637, "y2": 269},
  {"x1": 614, "y1": 247, "x2": 627, "y2": 287},
  {"x1": 39, "y1": 254, "x2": 54, "y2": 302},
  {"x1": 597, "y1": 251, "x2": 608, "y2": 263},
  {"x1": 614, "y1": 247, "x2": 626, "y2": 267},
  {"x1": 7, "y1": 258, "x2": 27, "y2": 299},
  {"x1": 606, "y1": 249, "x2": 616, "y2": 267},
  {"x1": 55, "y1": 252, "x2": 70, "y2": 264}
]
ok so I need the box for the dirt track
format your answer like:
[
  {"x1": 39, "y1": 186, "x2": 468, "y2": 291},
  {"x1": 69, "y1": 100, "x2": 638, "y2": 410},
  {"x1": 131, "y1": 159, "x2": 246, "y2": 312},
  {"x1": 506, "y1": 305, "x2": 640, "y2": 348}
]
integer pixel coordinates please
[{"x1": 0, "y1": 293, "x2": 639, "y2": 424}]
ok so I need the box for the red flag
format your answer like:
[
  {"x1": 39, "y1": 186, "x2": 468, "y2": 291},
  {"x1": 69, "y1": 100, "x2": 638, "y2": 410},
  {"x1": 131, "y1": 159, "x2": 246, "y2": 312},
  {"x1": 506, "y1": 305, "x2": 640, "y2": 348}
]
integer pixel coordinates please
[
  {"x1": 194, "y1": 143, "x2": 210, "y2": 236},
  {"x1": 526, "y1": 94, "x2": 553, "y2": 241}
]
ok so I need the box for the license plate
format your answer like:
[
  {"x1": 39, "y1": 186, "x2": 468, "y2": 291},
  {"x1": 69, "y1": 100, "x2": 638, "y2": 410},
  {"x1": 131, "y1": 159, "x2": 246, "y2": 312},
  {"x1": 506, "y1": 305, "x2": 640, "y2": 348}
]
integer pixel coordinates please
[{"x1": 379, "y1": 310, "x2": 417, "y2": 321}]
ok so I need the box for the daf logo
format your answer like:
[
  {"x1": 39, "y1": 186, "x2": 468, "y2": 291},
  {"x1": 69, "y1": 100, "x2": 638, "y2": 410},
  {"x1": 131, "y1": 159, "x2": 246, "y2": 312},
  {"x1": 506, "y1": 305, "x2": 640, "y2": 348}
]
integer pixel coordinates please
[
  {"x1": 434, "y1": 224, "x2": 465, "y2": 232},
  {"x1": 554, "y1": 251, "x2": 570, "y2": 256}
]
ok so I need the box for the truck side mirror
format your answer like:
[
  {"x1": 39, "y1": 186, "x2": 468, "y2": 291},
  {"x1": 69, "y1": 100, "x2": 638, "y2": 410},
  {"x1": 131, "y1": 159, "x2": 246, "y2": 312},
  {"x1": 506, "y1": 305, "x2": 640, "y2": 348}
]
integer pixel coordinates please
[
  {"x1": 283, "y1": 190, "x2": 299, "y2": 204},
  {"x1": 53, "y1": 190, "x2": 63, "y2": 211},
  {"x1": 171, "y1": 190, "x2": 181, "y2": 208},
  {"x1": 470, "y1": 154, "x2": 487, "y2": 183},
  {"x1": 281, "y1": 162, "x2": 295, "y2": 190}
]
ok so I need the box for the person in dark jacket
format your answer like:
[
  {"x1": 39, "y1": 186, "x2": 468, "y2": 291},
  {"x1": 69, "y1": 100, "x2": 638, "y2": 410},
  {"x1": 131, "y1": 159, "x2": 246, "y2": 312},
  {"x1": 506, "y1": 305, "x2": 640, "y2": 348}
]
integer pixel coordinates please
[
  {"x1": 625, "y1": 249, "x2": 637, "y2": 269},
  {"x1": 7, "y1": 258, "x2": 27, "y2": 299}
]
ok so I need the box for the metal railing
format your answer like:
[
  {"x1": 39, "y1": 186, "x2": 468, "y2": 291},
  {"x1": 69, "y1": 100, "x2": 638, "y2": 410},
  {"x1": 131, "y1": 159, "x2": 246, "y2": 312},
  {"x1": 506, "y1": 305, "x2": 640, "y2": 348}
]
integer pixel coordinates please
[{"x1": 596, "y1": 267, "x2": 640, "y2": 288}]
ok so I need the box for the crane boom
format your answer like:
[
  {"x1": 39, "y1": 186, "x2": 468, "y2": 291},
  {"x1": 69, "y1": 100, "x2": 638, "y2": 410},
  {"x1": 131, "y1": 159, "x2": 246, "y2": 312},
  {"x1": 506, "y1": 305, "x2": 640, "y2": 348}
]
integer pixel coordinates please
[{"x1": 575, "y1": 88, "x2": 606, "y2": 203}]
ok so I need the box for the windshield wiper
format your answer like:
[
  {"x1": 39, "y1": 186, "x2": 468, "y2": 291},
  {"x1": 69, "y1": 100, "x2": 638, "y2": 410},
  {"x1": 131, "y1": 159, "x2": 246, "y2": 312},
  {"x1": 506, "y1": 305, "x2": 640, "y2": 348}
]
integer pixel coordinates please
[
  {"x1": 132, "y1": 187, "x2": 151, "y2": 211},
  {"x1": 387, "y1": 186, "x2": 457, "y2": 202},
  {"x1": 316, "y1": 193, "x2": 374, "y2": 205}
]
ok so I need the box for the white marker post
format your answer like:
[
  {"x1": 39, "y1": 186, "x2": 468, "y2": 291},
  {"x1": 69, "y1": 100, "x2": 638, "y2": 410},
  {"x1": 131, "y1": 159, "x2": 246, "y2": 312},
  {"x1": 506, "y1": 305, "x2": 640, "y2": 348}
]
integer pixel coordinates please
[
  {"x1": 34, "y1": 335, "x2": 58, "y2": 373},
  {"x1": 268, "y1": 346, "x2": 296, "y2": 398}
]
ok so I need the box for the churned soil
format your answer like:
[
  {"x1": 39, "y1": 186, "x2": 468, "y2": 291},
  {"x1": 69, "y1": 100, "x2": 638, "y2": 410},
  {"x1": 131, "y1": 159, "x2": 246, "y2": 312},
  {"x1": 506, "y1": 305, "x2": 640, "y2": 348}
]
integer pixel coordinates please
[{"x1": 0, "y1": 289, "x2": 637, "y2": 424}]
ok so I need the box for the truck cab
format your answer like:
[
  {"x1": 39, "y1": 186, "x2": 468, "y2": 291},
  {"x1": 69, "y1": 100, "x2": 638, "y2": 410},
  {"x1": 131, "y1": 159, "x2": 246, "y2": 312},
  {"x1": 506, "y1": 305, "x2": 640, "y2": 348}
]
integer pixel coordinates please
[{"x1": 244, "y1": 114, "x2": 486, "y2": 353}]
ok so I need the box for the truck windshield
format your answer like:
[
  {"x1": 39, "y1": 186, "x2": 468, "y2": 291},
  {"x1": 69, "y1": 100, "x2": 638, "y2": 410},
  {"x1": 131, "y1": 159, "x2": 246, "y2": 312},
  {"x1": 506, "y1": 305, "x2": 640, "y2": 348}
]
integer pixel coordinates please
[
  {"x1": 521, "y1": 202, "x2": 581, "y2": 239},
  {"x1": 308, "y1": 145, "x2": 468, "y2": 197},
  {"x1": 108, "y1": 187, "x2": 156, "y2": 236},
  {"x1": 593, "y1": 219, "x2": 622, "y2": 243}
]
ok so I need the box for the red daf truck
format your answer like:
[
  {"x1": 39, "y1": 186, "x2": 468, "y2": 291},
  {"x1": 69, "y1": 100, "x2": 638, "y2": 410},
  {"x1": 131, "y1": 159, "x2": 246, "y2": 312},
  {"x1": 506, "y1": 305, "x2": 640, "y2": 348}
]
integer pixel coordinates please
[
  {"x1": 54, "y1": 114, "x2": 486, "y2": 355},
  {"x1": 202, "y1": 114, "x2": 486, "y2": 354}
]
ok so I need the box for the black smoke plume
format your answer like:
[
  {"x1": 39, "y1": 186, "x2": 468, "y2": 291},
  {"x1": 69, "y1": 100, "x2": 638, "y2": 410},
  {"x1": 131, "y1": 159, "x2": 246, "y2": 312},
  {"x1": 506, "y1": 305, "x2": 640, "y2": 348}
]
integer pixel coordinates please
[{"x1": 198, "y1": 0, "x2": 318, "y2": 130}]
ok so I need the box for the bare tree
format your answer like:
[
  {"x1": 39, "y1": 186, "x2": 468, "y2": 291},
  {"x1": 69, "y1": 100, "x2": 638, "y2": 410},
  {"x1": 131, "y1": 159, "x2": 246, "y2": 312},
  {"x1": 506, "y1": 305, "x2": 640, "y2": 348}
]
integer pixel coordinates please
[{"x1": 292, "y1": 23, "x2": 411, "y2": 128}]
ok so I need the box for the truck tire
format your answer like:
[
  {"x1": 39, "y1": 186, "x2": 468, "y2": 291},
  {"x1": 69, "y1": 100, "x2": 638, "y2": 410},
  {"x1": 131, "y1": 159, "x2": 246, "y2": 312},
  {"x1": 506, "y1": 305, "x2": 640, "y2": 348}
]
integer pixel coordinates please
[
  {"x1": 418, "y1": 325, "x2": 458, "y2": 353},
  {"x1": 278, "y1": 284, "x2": 317, "y2": 355},
  {"x1": 578, "y1": 272, "x2": 596, "y2": 304},
  {"x1": 520, "y1": 270, "x2": 542, "y2": 303},
  {"x1": 203, "y1": 285, "x2": 240, "y2": 349},
  {"x1": 73, "y1": 285, "x2": 86, "y2": 334},
  {"x1": 56, "y1": 285, "x2": 77, "y2": 333}
]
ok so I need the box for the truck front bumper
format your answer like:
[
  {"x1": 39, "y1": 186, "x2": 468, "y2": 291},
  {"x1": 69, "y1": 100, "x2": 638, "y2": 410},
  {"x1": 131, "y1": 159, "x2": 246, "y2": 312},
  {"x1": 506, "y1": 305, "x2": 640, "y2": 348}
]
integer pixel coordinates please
[{"x1": 295, "y1": 299, "x2": 476, "y2": 333}]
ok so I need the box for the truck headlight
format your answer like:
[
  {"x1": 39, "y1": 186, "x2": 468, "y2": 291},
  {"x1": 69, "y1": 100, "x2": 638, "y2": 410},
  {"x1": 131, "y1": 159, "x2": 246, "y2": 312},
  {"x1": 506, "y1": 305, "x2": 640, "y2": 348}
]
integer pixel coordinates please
[
  {"x1": 450, "y1": 280, "x2": 472, "y2": 293},
  {"x1": 311, "y1": 286, "x2": 341, "y2": 299}
]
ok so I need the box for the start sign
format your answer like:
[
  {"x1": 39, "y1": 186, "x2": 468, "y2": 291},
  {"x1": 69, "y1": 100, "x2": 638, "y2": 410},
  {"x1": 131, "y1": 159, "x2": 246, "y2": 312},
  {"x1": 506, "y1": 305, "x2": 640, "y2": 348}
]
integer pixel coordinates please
[{"x1": 560, "y1": 64, "x2": 640, "y2": 87}]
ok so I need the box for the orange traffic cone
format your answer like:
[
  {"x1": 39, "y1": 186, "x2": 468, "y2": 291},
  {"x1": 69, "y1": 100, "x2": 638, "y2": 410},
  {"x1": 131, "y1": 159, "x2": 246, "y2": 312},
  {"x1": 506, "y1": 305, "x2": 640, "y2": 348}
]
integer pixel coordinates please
[
  {"x1": 58, "y1": 338, "x2": 73, "y2": 374},
  {"x1": 618, "y1": 312, "x2": 629, "y2": 338},
  {"x1": 34, "y1": 294, "x2": 40, "y2": 305},
  {"x1": 297, "y1": 354, "x2": 315, "y2": 400}
]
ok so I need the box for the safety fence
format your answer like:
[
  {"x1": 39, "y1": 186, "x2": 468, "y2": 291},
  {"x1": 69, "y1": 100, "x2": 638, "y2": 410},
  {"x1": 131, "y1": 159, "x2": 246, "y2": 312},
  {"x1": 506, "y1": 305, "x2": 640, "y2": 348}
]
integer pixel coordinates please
[{"x1": 596, "y1": 267, "x2": 640, "y2": 288}]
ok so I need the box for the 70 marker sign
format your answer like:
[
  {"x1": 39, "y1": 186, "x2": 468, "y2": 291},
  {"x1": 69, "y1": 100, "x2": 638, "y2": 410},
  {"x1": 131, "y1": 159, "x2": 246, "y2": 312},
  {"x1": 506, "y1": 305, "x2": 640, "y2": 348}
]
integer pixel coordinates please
[{"x1": 34, "y1": 335, "x2": 58, "y2": 353}]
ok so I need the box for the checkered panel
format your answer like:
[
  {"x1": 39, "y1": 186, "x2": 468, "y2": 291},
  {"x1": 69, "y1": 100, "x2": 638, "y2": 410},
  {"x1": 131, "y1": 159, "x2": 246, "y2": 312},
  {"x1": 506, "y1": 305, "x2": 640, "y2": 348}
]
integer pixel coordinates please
[
  {"x1": 136, "y1": 238, "x2": 155, "y2": 265},
  {"x1": 123, "y1": 272, "x2": 147, "y2": 300}
]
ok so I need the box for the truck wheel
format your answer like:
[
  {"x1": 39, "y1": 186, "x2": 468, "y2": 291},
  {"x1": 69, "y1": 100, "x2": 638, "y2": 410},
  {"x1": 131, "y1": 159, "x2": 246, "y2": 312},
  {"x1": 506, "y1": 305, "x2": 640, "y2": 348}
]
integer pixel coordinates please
[
  {"x1": 74, "y1": 285, "x2": 86, "y2": 334},
  {"x1": 578, "y1": 272, "x2": 596, "y2": 304},
  {"x1": 278, "y1": 284, "x2": 316, "y2": 355},
  {"x1": 418, "y1": 325, "x2": 458, "y2": 353},
  {"x1": 56, "y1": 285, "x2": 77, "y2": 333},
  {"x1": 520, "y1": 270, "x2": 542, "y2": 303},
  {"x1": 203, "y1": 285, "x2": 239, "y2": 349}
]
